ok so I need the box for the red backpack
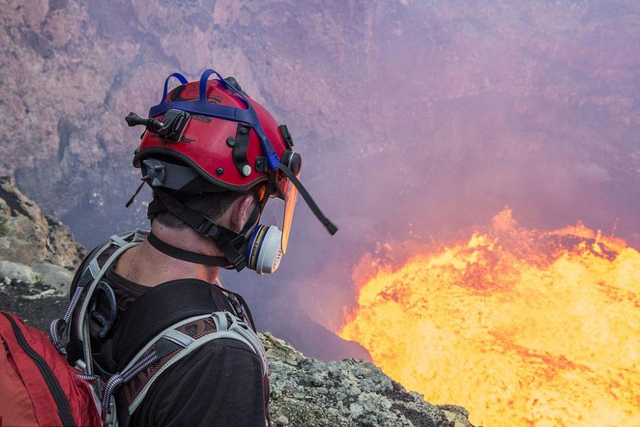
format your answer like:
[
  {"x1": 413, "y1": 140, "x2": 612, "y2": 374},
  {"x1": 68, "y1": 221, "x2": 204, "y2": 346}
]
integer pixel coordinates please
[
  {"x1": 0, "y1": 233, "x2": 144, "y2": 427},
  {"x1": 0, "y1": 311, "x2": 102, "y2": 427}
]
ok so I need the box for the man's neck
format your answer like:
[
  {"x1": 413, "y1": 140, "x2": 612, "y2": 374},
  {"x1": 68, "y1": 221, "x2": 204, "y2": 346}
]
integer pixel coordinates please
[{"x1": 114, "y1": 222, "x2": 222, "y2": 287}]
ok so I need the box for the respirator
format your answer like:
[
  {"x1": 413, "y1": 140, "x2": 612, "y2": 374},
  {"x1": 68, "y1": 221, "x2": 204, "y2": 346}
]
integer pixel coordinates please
[
  {"x1": 240, "y1": 150, "x2": 301, "y2": 275},
  {"x1": 245, "y1": 225, "x2": 283, "y2": 274}
]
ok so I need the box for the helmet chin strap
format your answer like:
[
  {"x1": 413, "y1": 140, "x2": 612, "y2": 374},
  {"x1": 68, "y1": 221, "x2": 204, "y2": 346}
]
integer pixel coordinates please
[{"x1": 148, "y1": 189, "x2": 263, "y2": 271}]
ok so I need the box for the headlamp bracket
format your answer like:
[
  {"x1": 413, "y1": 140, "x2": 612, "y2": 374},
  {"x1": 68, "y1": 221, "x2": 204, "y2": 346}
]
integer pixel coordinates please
[{"x1": 158, "y1": 109, "x2": 191, "y2": 142}]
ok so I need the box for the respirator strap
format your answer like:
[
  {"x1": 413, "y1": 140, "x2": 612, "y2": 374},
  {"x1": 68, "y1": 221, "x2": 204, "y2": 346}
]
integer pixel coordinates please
[
  {"x1": 147, "y1": 232, "x2": 230, "y2": 266},
  {"x1": 151, "y1": 190, "x2": 248, "y2": 270}
]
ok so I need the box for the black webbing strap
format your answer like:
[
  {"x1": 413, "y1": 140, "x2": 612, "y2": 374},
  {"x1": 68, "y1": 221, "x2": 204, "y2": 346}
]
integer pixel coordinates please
[
  {"x1": 126, "y1": 182, "x2": 146, "y2": 208},
  {"x1": 147, "y1": 232, "x2": 229, "y2": 266},
  {"x1": 111, "y1": 280, "x2": 235, "y2": 370},
  {"x1": 232, "y1": 123, "x2": 251, "y2": 175},
  {"x1": 146, "y1": 198, "x2": 163, "y2": 220},
  {"x1": 208, "y1": 281, "x2": 258, "y2": 332},
  {"x1": 152, "y1": 190, "x2": 265, "y2": 271},
  {"x1": 153, "y1": 190, "x2": 222, "y2": 238},
  {"x1": 277, "y1": 164, "x2": 339, "y2": 235}
]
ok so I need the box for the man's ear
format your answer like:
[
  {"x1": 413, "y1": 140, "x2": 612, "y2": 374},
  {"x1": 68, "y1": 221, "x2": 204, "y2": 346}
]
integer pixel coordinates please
[{"x1": 229, "y1": 194, "x2": 255, "y2": 233}]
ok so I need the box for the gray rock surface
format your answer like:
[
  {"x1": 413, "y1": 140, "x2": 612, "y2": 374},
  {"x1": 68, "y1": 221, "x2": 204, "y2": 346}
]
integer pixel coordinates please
[
  {"x1": 0, "y1": 260, "x2": 72, "y2": 298},
  {"x1": 263, "y1": 333, "x2": 474, "y2": 427},
  {"x1": 31, "y1": 262, "x2": 74, "y2": 294},
  {"x1": 0, "y1": 260, "x2": 38, "y2": 284},
  {"x1": 0, "y1": 274, "x2": 67, "y2": 326}
]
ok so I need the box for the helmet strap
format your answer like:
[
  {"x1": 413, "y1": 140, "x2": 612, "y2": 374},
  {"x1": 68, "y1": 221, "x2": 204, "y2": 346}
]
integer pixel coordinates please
[
  {"x1": 125, "y1": 181, "x2": 146, "y2": 208},
  {"x1": 148, "y1": 188, "x2": 264, "y2": 271},
  {"x1": 146, "y1": 232, "x2": 230, "y2": 266}
]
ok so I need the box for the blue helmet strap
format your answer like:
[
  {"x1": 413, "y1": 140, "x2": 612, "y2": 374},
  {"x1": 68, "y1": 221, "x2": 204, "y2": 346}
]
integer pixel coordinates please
[
  {"x1": 149, "y1": 69, "x2": 280, "y2": 170},
  {"x1": 160, "y1": 72, "x2": 188, "y2": 104}
]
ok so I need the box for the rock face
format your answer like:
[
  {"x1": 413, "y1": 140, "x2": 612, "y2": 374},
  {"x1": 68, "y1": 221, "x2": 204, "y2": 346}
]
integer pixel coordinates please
[
  {"x1": 0, "y1": 174, "x2": 83, "y2": 299},
  {"x1": 2, "y1": 0, "x2": 639, "y2": 243},
  {"x1": 0, "y1": 175, "x2": 85, "y2": 269},
  {"x1": 3, "y1": 0, "x2": 640, "y2": 360},
  {"x1": 264, "y1": 333, "x2": 474, "y2": 427}
]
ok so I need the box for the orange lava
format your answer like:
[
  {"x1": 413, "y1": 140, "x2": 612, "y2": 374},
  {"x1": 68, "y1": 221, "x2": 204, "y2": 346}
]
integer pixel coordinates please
[{"x1": 338, "y1": 209, "x2": 640, "y2": 427}]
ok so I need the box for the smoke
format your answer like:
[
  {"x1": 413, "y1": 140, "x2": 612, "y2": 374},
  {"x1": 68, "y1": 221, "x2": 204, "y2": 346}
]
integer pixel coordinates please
[{"x1": 3, "y1": 0, "x2": 640, "y2": 360}]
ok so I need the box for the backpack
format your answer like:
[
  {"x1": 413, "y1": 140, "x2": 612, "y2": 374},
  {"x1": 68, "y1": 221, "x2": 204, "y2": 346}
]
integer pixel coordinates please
[
  {"x1": 1, "y1": 230, "x2": 269, "y2": 427},
  {"x1": 0, "y1": 311, "x2": 102, "y2": 427}
]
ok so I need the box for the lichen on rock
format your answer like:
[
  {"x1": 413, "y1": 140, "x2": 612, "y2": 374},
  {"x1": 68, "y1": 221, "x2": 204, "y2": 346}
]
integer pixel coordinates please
[{"x1": 263, "y1": 333, "x2": 474, "y2": 427}]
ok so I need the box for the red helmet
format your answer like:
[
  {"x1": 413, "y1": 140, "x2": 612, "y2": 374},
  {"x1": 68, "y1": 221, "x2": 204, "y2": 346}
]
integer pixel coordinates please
[
  {"x1": 133, "y1": 71, "x2": 297, "y2": 193},
  {"x1": 125, "y1": 69, "x2": 336, "y2": 272}
]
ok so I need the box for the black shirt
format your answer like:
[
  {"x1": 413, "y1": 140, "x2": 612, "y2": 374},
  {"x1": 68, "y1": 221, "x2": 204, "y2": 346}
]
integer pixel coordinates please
[{"x1": 103, "y1": 266, "x2": 267, "y2": 427}]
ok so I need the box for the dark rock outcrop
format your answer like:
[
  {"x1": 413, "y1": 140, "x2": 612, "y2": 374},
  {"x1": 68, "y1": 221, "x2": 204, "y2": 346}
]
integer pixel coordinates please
[{"x1": 0, "y1": 175, "x2": 85, "y2": 269}]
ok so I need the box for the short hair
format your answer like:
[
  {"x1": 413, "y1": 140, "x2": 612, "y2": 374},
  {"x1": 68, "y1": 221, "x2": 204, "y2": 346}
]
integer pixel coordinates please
[{"x1": 153, "y1": 185, "x2": 265, "y2": 229}]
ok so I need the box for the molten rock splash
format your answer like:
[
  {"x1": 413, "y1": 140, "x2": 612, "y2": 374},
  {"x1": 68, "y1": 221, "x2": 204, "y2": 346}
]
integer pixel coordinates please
[{"x1": 339, "y1": 209, "x2": 640, "y2": 427}]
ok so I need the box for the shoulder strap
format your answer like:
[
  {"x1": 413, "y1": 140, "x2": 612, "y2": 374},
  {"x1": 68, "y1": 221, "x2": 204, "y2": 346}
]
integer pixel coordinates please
[
  {"x1": 46, "y1": 230, "x2": 148, "y2": 427},
  {"x1": 51, "y1": 230, "x2": 148, "y2": 360},
  {"x1": 110, "y1": 279, "x2": 235, "y2": 370},
  {"x1": 121, "y1": 311, "x2": 268, "y2": 415},
  {"x1": 99, "y1": 282, "x2": 269, "y2": 417}
]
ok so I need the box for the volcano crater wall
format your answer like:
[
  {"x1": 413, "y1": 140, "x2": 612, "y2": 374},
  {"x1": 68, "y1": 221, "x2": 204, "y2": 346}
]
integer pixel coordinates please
[{"x1": 3, "y1": 0, "x2": 640, "y2": 361}]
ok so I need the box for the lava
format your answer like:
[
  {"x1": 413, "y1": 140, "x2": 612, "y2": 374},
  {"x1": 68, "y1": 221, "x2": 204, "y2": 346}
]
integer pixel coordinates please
[{"x1": 339, "y1": 209, "x2": 640, "y2": 427}]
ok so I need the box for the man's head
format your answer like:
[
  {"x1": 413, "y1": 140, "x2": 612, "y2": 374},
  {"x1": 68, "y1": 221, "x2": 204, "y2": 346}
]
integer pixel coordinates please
[{"x1": 127, "y1": 68, "x2": 336, "y2": 273}]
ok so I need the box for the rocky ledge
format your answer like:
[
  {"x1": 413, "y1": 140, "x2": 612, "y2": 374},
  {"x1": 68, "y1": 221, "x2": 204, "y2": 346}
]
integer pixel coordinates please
[
  {"x1": 264, "y1": 333, "x2": 472, "y2": 427},
  {"x1": 0, "y1": 174, "x2": 83, "y2": 325}
]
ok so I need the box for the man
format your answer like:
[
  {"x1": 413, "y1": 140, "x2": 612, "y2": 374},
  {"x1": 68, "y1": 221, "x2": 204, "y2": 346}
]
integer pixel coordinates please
[{"x1": 68, "y1": 69, "x2": 337, "y2": 426}]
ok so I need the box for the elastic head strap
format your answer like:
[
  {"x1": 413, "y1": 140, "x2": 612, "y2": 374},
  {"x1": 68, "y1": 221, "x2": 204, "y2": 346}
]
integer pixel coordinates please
[
  {"x1": 152, "y1": 190, "x2": 249, "y2": 271},
  {"x1": 147, "y1": 232, "x2": 229, "y2": 266},
  {"x1": 149, "y1": 68, "x2": 281, "y2": 171},
  {"x1": 276, "y1": 164, "x2": 338, "y2": 235}
]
